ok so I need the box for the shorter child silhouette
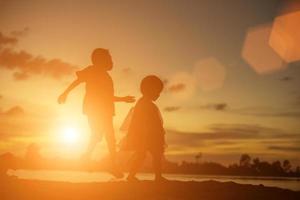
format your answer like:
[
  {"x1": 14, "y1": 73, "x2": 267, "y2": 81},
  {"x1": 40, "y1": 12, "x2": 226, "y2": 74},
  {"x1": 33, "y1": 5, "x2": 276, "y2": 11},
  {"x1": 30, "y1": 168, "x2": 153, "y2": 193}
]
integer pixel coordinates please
[{"x1": 123, "y1": 75, "x2": 167, "y2": 182}]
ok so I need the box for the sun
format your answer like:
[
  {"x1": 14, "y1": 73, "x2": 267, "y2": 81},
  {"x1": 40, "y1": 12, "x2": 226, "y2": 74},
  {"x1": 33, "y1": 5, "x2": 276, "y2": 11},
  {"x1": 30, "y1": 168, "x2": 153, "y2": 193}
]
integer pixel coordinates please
[{"x1": 60, "y1": 127, "x2": 80, "y2": 144}]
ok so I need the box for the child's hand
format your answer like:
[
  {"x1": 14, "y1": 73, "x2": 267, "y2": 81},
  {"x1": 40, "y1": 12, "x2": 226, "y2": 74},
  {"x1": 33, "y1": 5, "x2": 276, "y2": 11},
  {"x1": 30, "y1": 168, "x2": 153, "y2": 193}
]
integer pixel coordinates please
[
  {"x1": 123, "y1": 96, "x2": 135, "y2": 103},
  {"x1": 57, "y1": 93, "x2": 68, "y2": 104}
]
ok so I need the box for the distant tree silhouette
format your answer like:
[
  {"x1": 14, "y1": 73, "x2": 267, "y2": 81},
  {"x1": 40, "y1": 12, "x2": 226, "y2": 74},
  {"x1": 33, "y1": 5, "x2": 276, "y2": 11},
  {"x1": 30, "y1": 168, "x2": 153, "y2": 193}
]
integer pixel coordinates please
[
  {"x1": 239, "y1": 154, "x2": 251, "y2": 168},
  {"x1": 251, "y1": 157, "x2": 260, "y2": 172},
  {"x1": 283, "y1": 160, "x2": 292, "y2": 173},
  {"x1": 271, "y1": 161, "x2": 283, "y2": 174},
  {"x1": 195, "y1": 152, "x2": 202, "y2": 164}
]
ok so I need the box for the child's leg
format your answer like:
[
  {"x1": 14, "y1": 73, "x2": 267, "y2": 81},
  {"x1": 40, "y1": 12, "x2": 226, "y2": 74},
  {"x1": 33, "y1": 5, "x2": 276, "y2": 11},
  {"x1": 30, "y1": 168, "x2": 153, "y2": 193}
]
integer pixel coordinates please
[
  {"x1": 103, "y1": 117, "x2": 116, "y2": 165},
  {"x1": 84, "y1": 135, "x2": 98, "y2": 158},
  {"x1": 128, "y1": 151, "x2": 146, "y2": 178},
  {"x1": 103, "y1": 116, "x2": 125, "y2": 178},
  {"x1": 151, "y1": 151, "x2": 163, "y2": 179},
  {"x1": 82, "y1": 115, "x2": 103, "y2": 159}
]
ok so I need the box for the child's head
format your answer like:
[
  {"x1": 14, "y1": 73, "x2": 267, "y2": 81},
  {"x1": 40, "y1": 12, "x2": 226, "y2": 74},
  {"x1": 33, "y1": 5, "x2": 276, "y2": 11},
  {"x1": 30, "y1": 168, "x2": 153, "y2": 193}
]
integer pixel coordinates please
[
  {"x1": 140, "y1": 75, "x2": 164, "y2": 101},
  {"x1": 91, "y1": 48, "x2": 113, "y2": 71}
]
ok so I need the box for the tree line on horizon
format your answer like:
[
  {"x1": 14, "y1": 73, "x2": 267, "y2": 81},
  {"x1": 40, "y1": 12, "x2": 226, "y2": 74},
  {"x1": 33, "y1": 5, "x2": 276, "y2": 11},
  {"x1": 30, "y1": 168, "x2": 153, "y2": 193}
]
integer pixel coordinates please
[
  {"x1": 163, "y1": 153, "x2": 300, "y2": 177},
  {"x1": 1, "y1": 144, "x2": 300, "y2": 178}
]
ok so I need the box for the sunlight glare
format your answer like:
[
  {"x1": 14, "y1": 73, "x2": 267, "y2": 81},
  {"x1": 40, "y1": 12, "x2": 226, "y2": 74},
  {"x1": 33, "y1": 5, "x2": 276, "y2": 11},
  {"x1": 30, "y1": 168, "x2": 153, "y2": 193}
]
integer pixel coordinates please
[{"x1": 60, "y1": 127, "x2": 80, "y2": 144}]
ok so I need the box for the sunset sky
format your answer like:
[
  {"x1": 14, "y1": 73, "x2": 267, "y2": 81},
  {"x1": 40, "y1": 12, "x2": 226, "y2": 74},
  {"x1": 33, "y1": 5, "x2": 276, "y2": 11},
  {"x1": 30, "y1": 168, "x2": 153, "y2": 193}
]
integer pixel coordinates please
[{"x1": 0, "y1": 0, "x2": 300, "y2": 165}]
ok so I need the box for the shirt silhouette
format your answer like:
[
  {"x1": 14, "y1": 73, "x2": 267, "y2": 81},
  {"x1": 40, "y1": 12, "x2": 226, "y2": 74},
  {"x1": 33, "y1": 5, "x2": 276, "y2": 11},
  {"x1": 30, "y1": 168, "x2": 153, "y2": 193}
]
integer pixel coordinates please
[{"x1": 76, "y1": 65, "x2": 115, "y2": 116}]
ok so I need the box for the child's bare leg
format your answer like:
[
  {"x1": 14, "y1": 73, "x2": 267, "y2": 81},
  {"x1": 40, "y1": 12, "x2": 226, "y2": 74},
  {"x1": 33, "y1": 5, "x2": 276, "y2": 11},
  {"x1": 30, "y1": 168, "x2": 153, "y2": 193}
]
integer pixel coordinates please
[
  {"x1": 104, "y1": 120, "x2": 116, "y2": 165},
  {"x1": 152, "y1": 151, "x2": 166, "y2": 181},
  {"x1": 82, "y1": 116, "x2": 102, "y2": 160},
  {"x1": 104, "y1": 119, "x2": 124, "y2": 178},
  {"x1": 128, "y1": 151, "x2": 146, "y2": 179},
  {"x1": 83, "y1": 136, "x2": 98, "y2": 159}
]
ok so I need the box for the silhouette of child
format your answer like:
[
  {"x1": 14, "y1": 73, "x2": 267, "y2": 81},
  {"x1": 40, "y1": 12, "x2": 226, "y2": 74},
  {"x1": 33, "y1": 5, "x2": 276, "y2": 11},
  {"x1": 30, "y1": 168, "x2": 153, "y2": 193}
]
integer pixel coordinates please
[
  {"x1": 123, "y1": 75, "x2": 167, "y2": 182},
  {"x1": 58, "y1": 48, "x2": 134, "y2": 178}
]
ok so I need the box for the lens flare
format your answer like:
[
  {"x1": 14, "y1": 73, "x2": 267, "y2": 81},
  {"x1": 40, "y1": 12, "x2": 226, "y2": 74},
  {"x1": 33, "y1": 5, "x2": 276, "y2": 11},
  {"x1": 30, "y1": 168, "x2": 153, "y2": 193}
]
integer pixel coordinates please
[{"x1": 242, "y1": 24, "x2": 287, "y2": 74}]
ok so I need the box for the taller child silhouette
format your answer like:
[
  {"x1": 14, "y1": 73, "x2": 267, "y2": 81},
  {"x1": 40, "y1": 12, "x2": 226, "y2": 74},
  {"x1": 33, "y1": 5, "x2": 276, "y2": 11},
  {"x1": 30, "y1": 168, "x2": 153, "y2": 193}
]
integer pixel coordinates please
[{"x1": 58, "y1": 48, "x2": 135, "y2": 178}]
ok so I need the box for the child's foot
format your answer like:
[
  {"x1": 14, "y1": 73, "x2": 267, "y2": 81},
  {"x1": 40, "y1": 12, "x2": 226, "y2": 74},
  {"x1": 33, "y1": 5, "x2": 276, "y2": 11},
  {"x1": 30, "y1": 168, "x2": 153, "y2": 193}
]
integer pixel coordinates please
[
  {"x1": 108, "y1": 167, "x2": 124, "y2": 179},
  {"x1": 155, "y1": 176, "x2": 168, "y2": 182},
  {"x1": 126, "y1": 175, "x2": 140, "y2": 182}
]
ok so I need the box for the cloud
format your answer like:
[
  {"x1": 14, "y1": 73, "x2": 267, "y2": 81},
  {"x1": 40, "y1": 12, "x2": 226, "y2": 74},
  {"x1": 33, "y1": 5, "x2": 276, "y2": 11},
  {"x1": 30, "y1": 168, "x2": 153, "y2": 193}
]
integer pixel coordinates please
[
  {"x1": 280, "y1": 76, "x2": 293, "y2": 81},
  {"x1": 166, "y1": 72, "x2": 196, "y2": 99},
  {"x1": 162, "y1": 79, "x2": 169, "y2": 85},
  {"x1": 168, "y1": 83, "x2": 186, "y2": 93},
  {"x1": 0, "y1": 106, "x2": 25, "y2": 116},
  {"x1": 163, "y1": 103, "x2": 228, "y2": 113},
  {"x1": 195, "y1": 103, "x2": 228, "y2": 111},
  {"x1": 231, "y1": 106, "x2": 300, "y2": 118},
  {"x1": 166, "y1": 123, "x2": 300, "y2": 146},
  {"x1": 268, "y1": 146, "x2": 300, "y2": 152},
  {"x1": 182, "y1": 102, "x2": 300, "y2": 118},
  {"x1": 0, "y1": 32, "x2": 17, "y2": 47},
  {"x1": 10, "y1": 27, "x2": 29, "y2": 37},
  {"x1": 0, "y1": 31, "x2": 77, "y2": 80},
  {"x1": 164, "y1": 125, "x2": 300, "y2": 163},
  {"x1": 259, "y1": 111, "x2": 300, "y2": 118},
  {"x1": 164, "y1": 106, "x2": 181, "y2": 112}
]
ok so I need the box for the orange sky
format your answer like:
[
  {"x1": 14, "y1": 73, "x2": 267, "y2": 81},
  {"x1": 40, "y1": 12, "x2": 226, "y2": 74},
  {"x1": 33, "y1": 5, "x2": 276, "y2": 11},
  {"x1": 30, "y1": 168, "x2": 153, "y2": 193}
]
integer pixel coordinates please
[{"x1": 0, "y1": 0, "x2": 300, "y2": 165}]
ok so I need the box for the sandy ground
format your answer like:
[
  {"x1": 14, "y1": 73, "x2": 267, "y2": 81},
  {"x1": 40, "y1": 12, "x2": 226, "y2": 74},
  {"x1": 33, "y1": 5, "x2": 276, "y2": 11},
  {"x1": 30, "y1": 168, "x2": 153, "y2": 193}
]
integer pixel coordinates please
[{"x1": 1, "y1": 177, "x2": 300, "y2": 200}]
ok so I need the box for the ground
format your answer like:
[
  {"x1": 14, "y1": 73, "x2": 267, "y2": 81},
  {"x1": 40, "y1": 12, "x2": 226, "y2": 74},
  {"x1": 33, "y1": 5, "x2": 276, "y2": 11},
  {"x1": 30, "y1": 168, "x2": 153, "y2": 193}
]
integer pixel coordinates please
[{"x1": 1, "y1": 178, "x2": 300, "y2": 200}]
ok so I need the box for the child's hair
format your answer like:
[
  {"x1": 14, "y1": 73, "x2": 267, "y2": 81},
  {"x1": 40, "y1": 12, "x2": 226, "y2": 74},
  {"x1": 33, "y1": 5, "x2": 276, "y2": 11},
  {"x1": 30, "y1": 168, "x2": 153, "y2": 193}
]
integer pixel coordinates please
[
  {"x1": 91, "y1": 48, "x2": 112, "y2": 70},
  {"x1": 140, "y1": 75, "x2": 164, "y2": 95}
]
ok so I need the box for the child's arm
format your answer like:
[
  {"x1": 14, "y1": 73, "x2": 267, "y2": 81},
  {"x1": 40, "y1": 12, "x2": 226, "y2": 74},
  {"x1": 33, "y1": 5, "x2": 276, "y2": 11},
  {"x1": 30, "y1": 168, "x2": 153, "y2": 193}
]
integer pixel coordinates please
[
  {"x1": 114, "y1": 96, "x2": 135, "y2": 103},
  {"x1": 57, "y1": 78, "x2": 82, "y2": 104}
]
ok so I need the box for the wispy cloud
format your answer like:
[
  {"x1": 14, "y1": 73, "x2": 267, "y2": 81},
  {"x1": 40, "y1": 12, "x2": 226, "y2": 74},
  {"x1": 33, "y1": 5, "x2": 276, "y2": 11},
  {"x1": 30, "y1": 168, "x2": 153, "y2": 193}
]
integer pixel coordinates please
[
  {"x1": 0, "y1": 106, "x2": 25, "y2": 116},
  {"x1": 268, "y1": 146, "x2": 300, "y2": 152},
  {"x1": 10, "y1": 27, "x2": 29, "y2": 37},
  {"x1": 167, "y1": 83, "x2": 186, "y2": 93},
  {"x1": 174, "y1": 101, "x2": 300, "y2": 118},
  {"x1": 0, "y1": 32, "x2": 17, "y2": 46},
  {"x1": 163, "y1": 123, "x2": 300, "y2": 163},
  {"x1": 231, "y1": 106, "x2": 300, "y2": 118},
  {"x1": 171, "y1": 102, "x2": 228, "y2": 112},
  {"x1": 164, "y1": 106, "x2": 181, "y2": 112},
  {"x1": 166, "y1": 123, "x2": 300, "y2": 146},
  {"x1": 194, "y1": 103, "x2": 228, "y2": 111},
  {"x1": 280, "y1": 76, "x2": 293, "y2": 81},
  {"x1": 0, "y1": 31, "x2": 77, "y2": 80}
]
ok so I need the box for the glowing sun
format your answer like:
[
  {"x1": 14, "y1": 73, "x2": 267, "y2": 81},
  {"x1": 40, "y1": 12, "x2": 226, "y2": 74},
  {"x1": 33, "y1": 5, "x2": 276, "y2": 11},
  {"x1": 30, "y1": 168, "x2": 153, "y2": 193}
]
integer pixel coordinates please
[{"x1": 60, "y1": 127, "x2": 80, "y2": 144}]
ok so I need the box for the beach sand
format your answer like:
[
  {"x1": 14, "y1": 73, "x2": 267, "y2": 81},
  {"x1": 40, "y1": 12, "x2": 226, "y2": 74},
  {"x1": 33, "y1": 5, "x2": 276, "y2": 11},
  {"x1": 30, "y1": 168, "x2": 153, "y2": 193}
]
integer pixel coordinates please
[{"x1": 1, "y1": 177, "x2": 300, "y2": 200}]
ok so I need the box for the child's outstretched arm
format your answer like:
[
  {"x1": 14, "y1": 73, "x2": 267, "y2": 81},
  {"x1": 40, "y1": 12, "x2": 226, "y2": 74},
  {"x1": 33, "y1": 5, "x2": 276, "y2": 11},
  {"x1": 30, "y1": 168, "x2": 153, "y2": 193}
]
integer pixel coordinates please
[
  {"x1": 57, "y1": 78, "x2": 82, "y2": 104},
  {"x1": 114, "y1": 96, "x2": 135, "y2": 103}
]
